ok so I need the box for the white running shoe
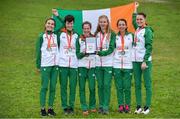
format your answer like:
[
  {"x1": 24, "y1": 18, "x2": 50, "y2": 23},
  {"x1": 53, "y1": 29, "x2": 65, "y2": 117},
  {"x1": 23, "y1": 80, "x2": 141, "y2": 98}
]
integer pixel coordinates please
[
  {"x1": 134, "y1": 107, "x2": 142, "y2": 114},
  {"x1": 142, "y1": 107, "x2": 150, "y2": 115}
]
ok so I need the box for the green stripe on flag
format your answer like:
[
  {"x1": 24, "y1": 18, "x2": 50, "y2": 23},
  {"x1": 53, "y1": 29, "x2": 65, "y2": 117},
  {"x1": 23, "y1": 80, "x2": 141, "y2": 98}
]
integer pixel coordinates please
[{"x1": 54, "y1": 9, "x2": 83, "y2": 34}]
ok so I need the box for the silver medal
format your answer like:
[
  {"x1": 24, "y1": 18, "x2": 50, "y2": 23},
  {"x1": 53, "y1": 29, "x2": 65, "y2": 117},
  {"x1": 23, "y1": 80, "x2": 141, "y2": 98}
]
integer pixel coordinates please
[
  {"x1": 46, "y1": 47, "x2": 52, "y2": 51},
  {"x1": 120, "y1": 51, "x2": 125, "y2": 55}
]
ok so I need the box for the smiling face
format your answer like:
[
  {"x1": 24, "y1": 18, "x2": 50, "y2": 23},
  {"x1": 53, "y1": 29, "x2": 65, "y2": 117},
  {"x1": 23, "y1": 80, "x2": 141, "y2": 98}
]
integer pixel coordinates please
[
  {"x1": 83, "y1": 24, "x2": 91, "y2": 37},
  {"x1": 45, "y1": 19, "x2": 55, "y2": 31},
  {"x1": 99, "y1": 17, "x2": 108, "y2": 32},
  {"x1": 117, "y1": 20, "x2": 127, "y2": 33},
  {"x1": 136, "y1": 15, "x2": 146, "y2": 27},
  {"x1": 64, "y1": 15, "x2": 74, "y2": 32},
  {"x1": 65, "y1": 21, "x2": 74, "y2": 31}
]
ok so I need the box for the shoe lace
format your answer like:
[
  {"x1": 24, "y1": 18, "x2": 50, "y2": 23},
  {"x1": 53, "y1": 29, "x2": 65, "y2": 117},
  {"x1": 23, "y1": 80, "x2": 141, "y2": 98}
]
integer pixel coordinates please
[
  {"x1": 136, "y1": 105, "x2": 141, "y2": 110},
  {"x1": 144, "y1": 106, "x2": 148, "y2": 111},
  {"x1": 49, "y1": 109, "x2": 54, "y2": 113}
]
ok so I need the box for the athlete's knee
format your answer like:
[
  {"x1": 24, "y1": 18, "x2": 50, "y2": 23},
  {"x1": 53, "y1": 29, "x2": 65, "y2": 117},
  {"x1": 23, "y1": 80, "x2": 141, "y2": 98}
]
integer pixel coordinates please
[
  {"x1": 79, "y1": 87, "x2": 85, "y2": 92},
  {"x1": 104, "y1": 83, "x2": 111, "y2": 89},
  {"x1": 124, "y1": 88, "x2": 131, "y2": 93},
  {"x1": 41, "y1": 87, "x2": 48, "y2": 93},
  {"x1": 98, "y1": 83, "x2": 103, "y2": 89},
  {"x1": 89, "y1": 87, "x2": 95, "y2": 93},
  {"x1": 50, "y1": 87, "x2": 56, "y2": 92},
  {"x1": 144, "y1": 85, "x2": 152, "y2": 92},
  {"x1": 135, "y1": 84, "x2": 141, "y2": 89}
]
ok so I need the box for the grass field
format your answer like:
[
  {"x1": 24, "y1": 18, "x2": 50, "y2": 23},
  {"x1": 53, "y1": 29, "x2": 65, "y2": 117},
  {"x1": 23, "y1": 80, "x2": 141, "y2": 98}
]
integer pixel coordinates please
[{"x1": 0, "y1": 0, "x2": 180, "y2": 118}]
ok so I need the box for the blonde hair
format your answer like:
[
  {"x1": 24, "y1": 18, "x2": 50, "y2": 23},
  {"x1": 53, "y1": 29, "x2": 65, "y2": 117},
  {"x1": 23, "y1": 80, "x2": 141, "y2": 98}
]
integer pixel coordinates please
[{"x1": 94, "y1": 15, "x2": 112, "y2": 36}]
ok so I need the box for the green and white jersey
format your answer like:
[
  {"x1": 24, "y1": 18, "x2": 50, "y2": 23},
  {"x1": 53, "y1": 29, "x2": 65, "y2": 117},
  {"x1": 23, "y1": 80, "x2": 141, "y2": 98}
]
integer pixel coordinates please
[
  {"x1": 58, "y1": 30, "x2": 79, "y2": 68},
  {"x1": 36, "y1": 32, "x2": 59, "y2": 69},
  {"x1": 132, "y1": 13, "x2": 154, "y2": 62},
  {"x1": 76, "y1": 35, "x2": 96, "y2": 68},
  {"x1": 113, "y1": 32, "x2": 133, "y2": 69},
  {"x1": 95, "y1": 31, "x2": 116, "y2": 67}
]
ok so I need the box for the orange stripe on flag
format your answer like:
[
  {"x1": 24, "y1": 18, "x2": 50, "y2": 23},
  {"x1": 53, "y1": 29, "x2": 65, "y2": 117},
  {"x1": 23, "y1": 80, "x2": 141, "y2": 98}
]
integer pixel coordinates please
[{"x1": 110, "y1": 2, "x2": 135, "y2": 33}]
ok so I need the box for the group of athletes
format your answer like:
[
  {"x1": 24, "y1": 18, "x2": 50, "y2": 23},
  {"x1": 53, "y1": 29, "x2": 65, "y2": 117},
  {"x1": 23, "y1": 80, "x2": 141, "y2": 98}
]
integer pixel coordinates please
[{"x1": 36, "y1": 2, "x2": 153, "y2": 116}]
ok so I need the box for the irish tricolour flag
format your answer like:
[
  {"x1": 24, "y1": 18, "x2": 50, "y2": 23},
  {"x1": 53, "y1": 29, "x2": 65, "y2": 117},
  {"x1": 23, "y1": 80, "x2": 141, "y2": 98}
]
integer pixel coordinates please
[{"x1": 54, "y1": 2, "x2": 135, "y2": 34}]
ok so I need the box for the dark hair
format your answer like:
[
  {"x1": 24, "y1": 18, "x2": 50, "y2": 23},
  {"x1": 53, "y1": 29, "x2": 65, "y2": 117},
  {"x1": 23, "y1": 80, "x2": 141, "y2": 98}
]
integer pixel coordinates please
[
  {"x1": 82, "y1": 21, "x2": 92, "y2": 29},
  {"x1": 44, "y1": 18, "x2": 56, "y2": 30},
  {"x1": 64, "y1": 15, "x2": 75, "y2": 23},
  {"x1": 116, "y1": 18, "x2": 128, "y2": 31},
  {"x1": 138, "y1": 12, "x2": 146, "y2": 18}
]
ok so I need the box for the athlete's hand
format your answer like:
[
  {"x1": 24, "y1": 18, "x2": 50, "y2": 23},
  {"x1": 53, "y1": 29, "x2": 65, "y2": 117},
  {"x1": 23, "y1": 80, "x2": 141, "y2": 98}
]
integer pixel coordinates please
[
  {"x1": 135, "y1": 1, "x2": 139, "y2": 8},
  {"x1": 134, "y1": 1, "x2": 139, "y2": 13},
  {"x1": 141, "y1": 62, "x2": 148, "y2": 70},
  {"x1": 52, "y1": 8, "x2": 59, "y2": 16},
  {"x1": 96, "y1": 51, "x2": 101, "y2": 56},
  {"x1": 85, "y1": 53, "x2": 89, "y2": 57}
]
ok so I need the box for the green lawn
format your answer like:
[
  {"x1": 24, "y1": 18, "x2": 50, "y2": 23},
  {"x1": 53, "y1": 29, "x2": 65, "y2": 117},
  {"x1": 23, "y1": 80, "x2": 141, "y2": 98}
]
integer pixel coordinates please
[{"x1": 0, "y1": 0, "x2": 180, "y2": 118}]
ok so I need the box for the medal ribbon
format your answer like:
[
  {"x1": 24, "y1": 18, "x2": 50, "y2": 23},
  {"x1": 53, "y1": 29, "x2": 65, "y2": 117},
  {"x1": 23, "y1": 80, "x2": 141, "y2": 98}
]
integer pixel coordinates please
[
  {"x1": 120, "y1": 34, "x2": 125, "y2": 68},
  {"x1": 134, "y1": 27, "x2": 144, "y2": 45},
  {"x1": 120, "y1": 35, "x2": 124, "y2": 51},
  {"x1": 66, "y1": 30, "x2": 72, "y2": 49},
  {"x1": 46, "y1": 32, "x2": 53, "y2": 48},
  {"x1": 100, "y1": 32, "x2": 106, "y2": 49}
]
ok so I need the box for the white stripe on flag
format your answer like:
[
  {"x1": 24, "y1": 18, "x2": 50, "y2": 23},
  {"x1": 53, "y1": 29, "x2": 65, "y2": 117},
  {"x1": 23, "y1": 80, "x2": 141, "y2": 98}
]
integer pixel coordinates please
[{"x1": 82, "y1": 8, "x2": 111, "y2": 33}]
